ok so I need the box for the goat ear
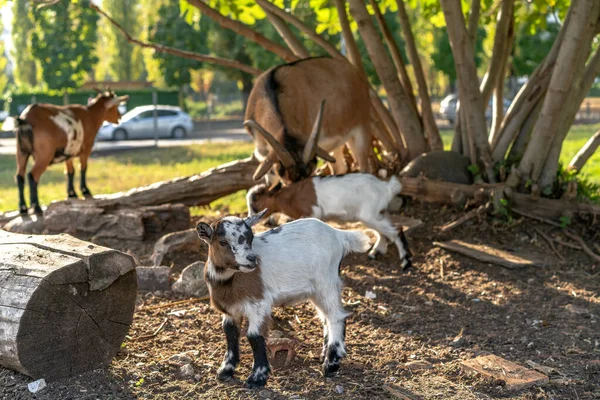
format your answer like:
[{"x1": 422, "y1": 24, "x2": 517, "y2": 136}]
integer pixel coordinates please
[
  {"x1": 196, "y1": 222, "x2": 213, "y2": 244},
  {"x1": 105, "y1": 95, "x2": 129, "y2": 109},
  {"x1": 244, "y1": 208, "x2": 267, "y2": 227}
]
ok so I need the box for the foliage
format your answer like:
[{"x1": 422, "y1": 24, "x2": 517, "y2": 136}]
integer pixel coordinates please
[
  {"x1": 0, "y1": 12, "x2": 8, "y2": 95},
  {"x1": 101, "y1": 0, "x2": 145, "y2": 81},
  {"x1": 512, "y1": 19, "x2": 560, "y2": 77},
  {"x1": 11, "y1": 0, "x2": 38, "y2": 89},
  {"x1": 556, "y1": 163, "x2": 600, "y2": 203},
  {"x1": 31, "y1": 0, "x2": 99, "y2": 93},
  {"x1": 431, "y1": 26, "x2": 486, "y2": 85}
]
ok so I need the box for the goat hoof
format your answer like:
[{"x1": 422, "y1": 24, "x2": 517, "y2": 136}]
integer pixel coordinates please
[
  {"x1": 32, "y1": 205, "x2": 43, "y2": 215},
  {"x1": 322, "y1": 360, "x2": 341, "y2": 377},
  {"x1": 19, "y1": 206, "x2": 28, "y2": 215},
  {"x1": 68, "y1": 191, "x2": 79, "y2": 199},
  {"x1": 81, "y1": 189, "x2": 93, "y2": 198},
  {"x1": 216, "y1": 367, "x2": 235, "y2": 382},
  {"x1": 401, "y1": 258, "x2": 413, "y2": 271},
  {"x1": 246, "y1": 368, "x2": 269, "y2": 388}
]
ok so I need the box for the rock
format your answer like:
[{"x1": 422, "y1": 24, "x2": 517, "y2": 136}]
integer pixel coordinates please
[
  {"x1": 335, "y1": 385, "x2": 344, "y2": 394},
  {"x1": 172, "y1": 262, "x2": 209, "y2": 297},
  {"x1": 387, "y1": 196, "x2": 404, "y2": 213},
  {"x1": 151, "y1": 229, "x2": 201, "y2": 266},
  {"x1": 28, "y1": 378, "x2": 47, "y2": 394},
  {"x1": 136, "y1": 266, "x2": 171, "y2": 291},
  {"x1": 168, "y1": 351, "x2": 197, "y2": 366},
  {"x1": 179, "y1": 364, "x2": 195, "y2": 378},
  {"x1": 399, "y1": 151, "x2": 473, "y2": 185},
  {"x1": 565, "y1": 304, "x2": 589, "y2": 315},
  {"x1": 2, "y1": 214, "x2": 45, "y2": 234},
  {"x1": 461, "y1": 354, "x2": 549, "y2": 391},
  {"x1": 259, "y1": 389, "x2": 272, "y2": 398},
  {"x1": 404, "y1": 360, "x2": 433, "y2": 370}
]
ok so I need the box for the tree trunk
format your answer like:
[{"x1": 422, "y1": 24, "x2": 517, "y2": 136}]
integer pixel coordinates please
[
  {"x1": 349, "y1": 0, "x2": 426, "y2": 160},
  {"x1": 511, "y1": 0, "x2": 600, "y2": 188},
  {"x1": 539, "y1": 43, "x2": 600, "y2": 187},
  {"x1": 506, "y1": 99, "x2": 542, "y2": 165},
  {"x1": 467, "y1": 0, "x2": 481, "y2": 51},
  {"x1": 0, "y1": 231, "x2": 137, "y2": 380},
  {"x1": 479, "y1": 0, "x2": 514, "y2": 107},
  {"x1": 490, "y1": 13, "x2": 514, "y2": 141},
  {"x1": 241, "y1": 76, "x2": 253, "y2": 114},
  {"x1": 370, "y1": 0, "x2": 418, "y2": 114},
  {"x1": 186, "y1": 0, "x2": 296, "y2": 62},
  {"x1": 263, "y1": 8, "x2": 310, "y2": 58},
  {"x1": 569, "y1": 129, "x2": 600, "y2": 171},
  {"x1": 397, "y1": 0, "x2": 444, "y2": 152},
  {"x1": 441, "y1": 0, "x2": 495, "y2": 182},
  {"x1": 334, "y1": 0, "x2": 365, "y2": 76}
]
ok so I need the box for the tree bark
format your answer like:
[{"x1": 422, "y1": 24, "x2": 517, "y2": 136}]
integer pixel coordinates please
[
  {"x1": 506, "y1": 99, "x2": 542, "y2": 164},
  {"x1": 490, "y1": 12, "x2": 515, "y2": 141},
  {"x1": 479, "y1": 0, "x2": 514, "y2": 107},
  {"x1": 511, "y1": 0, "x2": 600, "y2": 188},
  {"x1": 440, "y1": 0, "x2": 495, "y2": 182},
  {"x1": 467, "y1": 0, "x2": 481, "y2": 51},
  {"x1": 89, "y1": 4, "x2": 262, "y2": 76},
  {"x1": 349, "y1": 0, "x2": 426, "y2": 159},
  {"x1": 186, "y1": 0, "x2": 296, "y2": 62},
  {"x1": 334, "y1": 0, "x2": 365, "y2": 76},
  {"x1": 0, "y1": 231, "x2": 137, "y2": 380},
  {"x1": 396, "y1": 0, "x2": 444, "y2": 152},
  {"x1": 370, "y1": 90, "x2": 407, "y2": 156},
  {"x1": 263, "y1": 8, "x2": 310, "y2": 58},
  {"x1": 539, "y1": 43, "x2": 600, "y2": 187},
  {"x1": 569, "y1": 129, "x2": 600, "y2": 171},
  {"x1": 370, "y1": 0, "x2": 418, "y2": 114}
]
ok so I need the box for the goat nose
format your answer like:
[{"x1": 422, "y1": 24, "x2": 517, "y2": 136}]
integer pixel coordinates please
[{"x1": 246, "y1": 255, "x2": 257, "y2": 263}]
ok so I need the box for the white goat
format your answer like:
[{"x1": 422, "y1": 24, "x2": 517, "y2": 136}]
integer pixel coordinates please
[
  {"x1": 246, "y1": 173, "x2": 413, "y2": 270},
  {"x1": 196, "y1": 209, "x2": 370, "y2": 388}
]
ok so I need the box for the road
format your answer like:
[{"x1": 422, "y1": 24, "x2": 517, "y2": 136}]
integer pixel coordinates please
[{"x1": 0, "y1": 123, "x2": 251, "y2": 156}]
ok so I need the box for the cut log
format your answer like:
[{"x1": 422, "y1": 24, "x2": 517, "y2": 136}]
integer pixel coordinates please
[
  {"x1": 461, "y1": 355, "x2": 549, "y2": 391},
  {"x1": 433, "y1": 240, "x2": 547, "y2": 269},
  {"x1": 1, "y1": 202, "x2": 190, "y2": 240},
  {"x1": 0, "y1": 230, "x2": 137, "y2": 381}
]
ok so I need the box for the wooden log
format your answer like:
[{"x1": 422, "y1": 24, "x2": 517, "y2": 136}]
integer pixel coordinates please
[
  {"x1": 433, "y1": 240, "x2": 547, "y2": 269},
  {"x1": 399, "y1": 177, "x2": 600, "y2": 220},
  {"x1": 0, "y1": 230, "x2": 137, "y2": 380}
]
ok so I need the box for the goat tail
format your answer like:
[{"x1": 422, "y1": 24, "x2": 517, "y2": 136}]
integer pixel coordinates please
[
  {"x1": 15, "y1": 118, "x2": 34, "y2": 155},
  {"x1": 340, "y1": 230, "x2": 372, "y2": 256},
  {"x1": 387, "y1": 175, "x2": 403, "y2": 197}
]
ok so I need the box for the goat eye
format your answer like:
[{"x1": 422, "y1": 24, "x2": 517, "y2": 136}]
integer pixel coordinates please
[{"x1": 219, "y1": 240, "x2": 228, "y2": 247}]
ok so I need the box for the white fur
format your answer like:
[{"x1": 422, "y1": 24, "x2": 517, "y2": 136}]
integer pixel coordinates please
[{"x1": 50, "y1": 111, "x2": 85, "y2": 157}]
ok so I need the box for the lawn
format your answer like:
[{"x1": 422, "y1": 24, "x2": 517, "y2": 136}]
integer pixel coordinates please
[{"x1": 0, "y1": 125, "x2": 598, "y2": 214}]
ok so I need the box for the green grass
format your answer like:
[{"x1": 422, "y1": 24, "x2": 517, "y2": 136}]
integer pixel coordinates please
[
  {"x1": 0, "y1": 142, "x2": 254, "y2": 214},
  {"x1": 438, "y1": 124, "x2": 600, "y2": 184},
  {"x1": 1, "y1": 124, "x2": 598, "y2": 214}
]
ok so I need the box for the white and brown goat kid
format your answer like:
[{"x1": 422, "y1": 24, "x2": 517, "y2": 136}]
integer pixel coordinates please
[
  {"x1": 10, "y1": 90, "x2": 128, "y2": 214},
  {"x1": 244, "y1": 57, "x2": 373, "y2": 187},
  {"x1": 196, "y1": 209, "x2": 370, "y2": 388},
  {"x1": 246, "y1": 174, "x2": 413, "y2": 270}
]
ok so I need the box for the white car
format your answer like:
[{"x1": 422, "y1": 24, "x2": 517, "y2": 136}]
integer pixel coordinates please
[
  {"x1": 97, "y1": 105, "x2": 194, "y2": 141},
  {"x1": 439, "y1": 94, "x2": 511, "y2": 125}
]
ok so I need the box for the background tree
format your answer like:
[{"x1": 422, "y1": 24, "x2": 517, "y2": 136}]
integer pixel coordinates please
[
  {"x1": 11, "y1": 0, "x2": 38, "y2": 89},
  {"x1": 31, "y1": 0, "x2": 99, "y2": 93},
  {"x1": 0, "y1": 13, "x2": 8, "y2": 95}
]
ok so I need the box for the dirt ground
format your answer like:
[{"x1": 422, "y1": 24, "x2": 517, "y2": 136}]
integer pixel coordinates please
[{"x1": 1, "y1": 202, "x2": 599, "y2": 400}]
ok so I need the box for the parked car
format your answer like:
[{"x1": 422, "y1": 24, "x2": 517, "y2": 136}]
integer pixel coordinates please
[
  {"x1": 0, "y1": 110, "x2": 8, "y2": 122},
  {"x1": 439, "y1": 94, "x2": 511, "y2": 125},
  {"x1": 96, "y1": 105, "x2": 193, "y2": 141}
]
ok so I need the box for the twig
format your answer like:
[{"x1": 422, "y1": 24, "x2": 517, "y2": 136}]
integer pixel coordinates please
[
  {"x1": 144, "y1": 297, "x2": 210, "y2": 311},
  {"x1": 131, "y1": 317, "x2": 168, "y2": 342},
  {"x1": 89, "y1": 4, "x2": 262, "y2": 76},
  {"x1": 512, "y1": 208, "x2": 562, "y2": 228},
  {"x1": 533, "y1": 227, "x2": 565, "y2": 263},
  {"x1": 594, "y1": 243, "x2": 600, "y2": 254},
  {"x1": 553, "y1": 238, "x2": 582, "y2": 250},
  {"x1": 439, "y1": 203, "x2": 490, "y2": 233},
  {"x1": 563, "y1": 230, "x2": 600, "y2": 263}
]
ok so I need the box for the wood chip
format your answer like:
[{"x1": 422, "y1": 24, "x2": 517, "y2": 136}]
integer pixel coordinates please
[
  {"x1": 383, "y1": 384, "x2": 420, "y2": 399},
  {"x1": 461, "y1": 355, "x2": 549, "y2": 391},
  {"x1": 434, "y1": 240, "x2": 546, "y2": 269}
]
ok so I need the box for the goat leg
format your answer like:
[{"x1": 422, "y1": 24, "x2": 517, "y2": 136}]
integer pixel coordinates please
[
  {"x1": 27, "y1": 173, "x2": 42, "y2": 215},
  {"x1": 80, "y1": 167, "x2": 93, "y2": 198},
  {"x1": 216, "y1": 316, "x2": 240, "y2": 382},
  {"x1": 16, "y1": 175, "x2": 28, "y2": 214},
  {"x1": 246, "y1": 334, "x2": 270, "y2": 388},
  {"x1": 67, "y1": 172, "x2": 79, "y2": 198}
]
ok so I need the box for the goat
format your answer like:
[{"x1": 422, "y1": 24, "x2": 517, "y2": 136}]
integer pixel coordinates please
[
  {"x1": 244, "y1": 57, "x2": 373, "y2": 187},
  {"x1": 196, "y1": 209, "x2": 370, "y2": 388},
  {"x1": 246, "y1": 174, "x2": 413, "y2": 270},
  {"x1": 10, "y1": 90, "x2": 128, "y2": 214}
]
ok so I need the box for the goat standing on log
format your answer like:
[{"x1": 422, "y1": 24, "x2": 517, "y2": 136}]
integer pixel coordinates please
[
  {"x1": 196, "y1": 209, "x2": 370, "y2": 388},
  {"x1": 244, "y1": 57, "x2": 373, "y2": 187},
  {"x1": 10, "y1": 90, "x2": 128, "y2": 214},
  {"x1": 247, "y1": 174, "x2": 413, "y2": 270}
]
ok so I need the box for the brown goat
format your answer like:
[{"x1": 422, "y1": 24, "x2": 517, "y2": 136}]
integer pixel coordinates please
[
  {"x1": 13, "y1": 90, "x2": 128, "y2": 214},
  {"x1": 244, "y1": 57, "x2": 373, "y2": 186}
]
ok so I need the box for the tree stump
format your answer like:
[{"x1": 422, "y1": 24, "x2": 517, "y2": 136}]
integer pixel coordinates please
[{"x1": 0, "y1": 230, "x2": 137, "y2": 381}]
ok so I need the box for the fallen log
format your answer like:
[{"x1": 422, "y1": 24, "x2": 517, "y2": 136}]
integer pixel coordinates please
[
  {"x1": 433, "y1": 240, "x2": 547, "y2": 269},
  {"x1": 399, "y1": 177, "x2": 600, "y2": 220},
  {"x1": 0, "y1": 231, "x2": 137, "y2": 381}
]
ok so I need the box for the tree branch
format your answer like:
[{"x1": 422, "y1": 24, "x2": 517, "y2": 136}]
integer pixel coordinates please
[
  {"x1": 334, "y1": 0, "x2": 365, "y2": 75},
  {"x1": 186, "y1": 0, "x2": 296, "y2": 62},
  {"x1": 467, "y1": 0, "x2": 481, "y2": 52},
  {"x1": 89, "y1": 4, "x2": 263, "y2": 76},
  {"x1": 263, "y1": 9, "x2": 309, "y2": 58},
  {"x1": 568, "y1": 129, "x2": 600, "y2": 172}
]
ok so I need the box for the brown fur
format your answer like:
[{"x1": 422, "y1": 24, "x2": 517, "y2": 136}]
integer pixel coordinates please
[
  {"x1": 203, "y1": 220, "x2": 264, "y2": 317},
  {"x1": 252, "y1": 179, "x2": 317, "y2": 220},
  {"x1": 245, "y1": 58, "x2": 373, "y2": 181}
]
